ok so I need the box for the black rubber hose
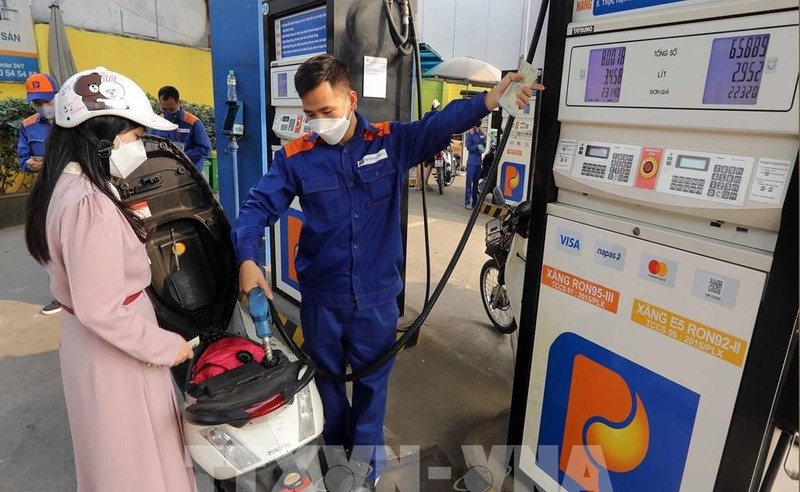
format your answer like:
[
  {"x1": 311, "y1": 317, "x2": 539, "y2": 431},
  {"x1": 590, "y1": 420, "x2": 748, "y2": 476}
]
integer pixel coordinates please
[
  {"x1": 274, "y1": 0, "x2": 551, "y2": 382},
  {"x1": 383, "y1": 0, "x2": 413, "y2": 56},
  {"x1": 407, "y1": 0, "x2": 432, "y2": 327}
]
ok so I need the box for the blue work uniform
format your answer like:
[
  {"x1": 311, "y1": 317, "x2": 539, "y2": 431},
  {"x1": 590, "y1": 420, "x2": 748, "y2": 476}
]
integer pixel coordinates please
[
  {"x1": 149, "y1": 107, "x2": 212, "y2": 171},
  {"x1": 465, "y1": 129, "x2": 486, "y2": 207},
  {"x1": 233, "y1": 95, "x2": 489, "y2": 477},
  {"x1": 17, "y1": 114, "x2": 52, "y2": 172}
]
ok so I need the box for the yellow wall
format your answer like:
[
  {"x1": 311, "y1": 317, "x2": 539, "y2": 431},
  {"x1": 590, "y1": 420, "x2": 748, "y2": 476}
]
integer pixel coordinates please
[
  {"x1": 420, "y1": 79, "x2": 484, "y2": 117},
  {"x1": 0, "y1": 24, "x2": 213, "y2": 105},
  {"x1": 420, "y1": 79, "x2": 443, "y2": 117},
  {"x1": 442, "y1": 81, "x2": 484, "y2": 103}
]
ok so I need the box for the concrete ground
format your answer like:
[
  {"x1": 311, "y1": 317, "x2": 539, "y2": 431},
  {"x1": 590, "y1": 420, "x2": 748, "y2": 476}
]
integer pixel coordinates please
[{"x1": 0, "y1": 173, "x2": 796, "y2": 490}]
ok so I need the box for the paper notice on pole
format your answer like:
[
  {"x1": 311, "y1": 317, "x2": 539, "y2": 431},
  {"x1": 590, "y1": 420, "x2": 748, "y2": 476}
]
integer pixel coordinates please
[
  {"x1": 498, "y1": 60, "x2": 538, "y2": 116},
  {"x1": 363, "y1": 56, "x2": 387, "y2": 99},
  {"x1": 748, "y1": 158, "x2": 792, "y2": 205}
]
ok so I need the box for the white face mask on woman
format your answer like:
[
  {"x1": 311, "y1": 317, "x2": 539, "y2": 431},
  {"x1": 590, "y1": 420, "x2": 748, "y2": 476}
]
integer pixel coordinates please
[
  {"x1": 109, "y1": 136, "x2": 148, "y2": 179},
  {"x1": 307, "y1": 99, "x2": 352, "y2": 145}
]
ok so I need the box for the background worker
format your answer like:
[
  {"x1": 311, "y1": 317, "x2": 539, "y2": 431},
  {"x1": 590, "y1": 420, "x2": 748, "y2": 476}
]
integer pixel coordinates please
[
  {"x1": 150, "y1": 85, "x2": 212, "y2": 171},
  {"x1": 18, "y1": 73, "x2": 61, "y2": 315}
]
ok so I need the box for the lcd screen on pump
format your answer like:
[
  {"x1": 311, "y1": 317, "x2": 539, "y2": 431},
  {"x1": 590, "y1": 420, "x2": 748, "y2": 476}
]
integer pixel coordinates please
[
  {"x1": 677, "y1": 155, "x2": 710, "y2": 171},
  {"x1": 584, "y1": 47, "x2": 626, "y2": 103},
  {"x1": 703, "y1": 34, "x2": 770, "y2": 105},
  {"x1": 586, "y1": 145, "x2": 610, "y2": 158}
]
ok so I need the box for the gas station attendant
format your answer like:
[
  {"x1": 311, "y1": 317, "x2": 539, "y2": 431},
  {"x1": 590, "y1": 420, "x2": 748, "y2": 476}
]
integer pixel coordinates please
[{"x1": 233, "y1": 54, "x2": 542, "y2": 479}]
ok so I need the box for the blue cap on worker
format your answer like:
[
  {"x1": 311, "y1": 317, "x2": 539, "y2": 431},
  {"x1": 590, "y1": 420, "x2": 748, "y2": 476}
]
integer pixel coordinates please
[{"x1": 25, "y1": 73, "x2": 59, "y2": 102}]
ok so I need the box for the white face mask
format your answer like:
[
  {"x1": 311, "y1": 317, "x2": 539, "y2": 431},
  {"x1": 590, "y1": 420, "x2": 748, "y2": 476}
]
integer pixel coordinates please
[
  {"x1": 35, "y1": 104, "x2": 55, "y2": 120},
  {"x1": 307, "y1": 98, "x2": 353, "y2": 145},
  {"x1": 109, "y1": 136, "x2": 148, "y2": 179}
]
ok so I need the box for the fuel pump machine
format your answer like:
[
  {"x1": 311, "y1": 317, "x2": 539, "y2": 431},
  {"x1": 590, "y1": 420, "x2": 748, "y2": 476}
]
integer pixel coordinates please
[
  {"x1": 509, "y1": 1, "x2": 798, "y2": 491},
  {"x1": 264, "y1": 0, "x2": 414, "y2": 303}
]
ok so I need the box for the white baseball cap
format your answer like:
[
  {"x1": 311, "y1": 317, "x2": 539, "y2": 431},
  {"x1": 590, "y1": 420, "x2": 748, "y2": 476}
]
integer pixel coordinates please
[
  {"x1": 55, "y1": 67, "x2": 177, "y2": 131},
  {"x1": 431, "y1": 98, "x2": 441, "y2": 109}
]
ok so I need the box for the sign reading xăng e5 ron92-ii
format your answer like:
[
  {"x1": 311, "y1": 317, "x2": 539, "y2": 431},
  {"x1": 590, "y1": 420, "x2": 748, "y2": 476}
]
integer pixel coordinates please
[{"x1": 0, "y1": 0, "x2": 40, "y2": 83}]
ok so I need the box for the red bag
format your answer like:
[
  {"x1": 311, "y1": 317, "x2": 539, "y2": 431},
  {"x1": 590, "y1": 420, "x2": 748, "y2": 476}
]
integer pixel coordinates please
[{"x1": 190, "y1": 337, "x2": 266, "y2": 385}]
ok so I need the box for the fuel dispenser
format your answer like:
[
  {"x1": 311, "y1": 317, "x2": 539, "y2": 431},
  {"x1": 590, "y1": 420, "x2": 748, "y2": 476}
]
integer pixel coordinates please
[
  {"x1": 496, "y1": 103, "x2": 536, "y2": 205},
  {"x1": 264, "y1": 0, "x2": 414, "y2": 304},
  {"x1": 508, "y1": 1, "x2": 798, "y2": 491}
]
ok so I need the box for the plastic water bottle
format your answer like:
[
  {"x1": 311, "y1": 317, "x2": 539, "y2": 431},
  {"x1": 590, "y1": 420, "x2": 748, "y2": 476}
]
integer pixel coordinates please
[
  {"x1": 248, "y1": 287, "x2": 272, "y2": 340},
  {"x1": 226, "y1": 70, "x2": 237, "y2": 102}
]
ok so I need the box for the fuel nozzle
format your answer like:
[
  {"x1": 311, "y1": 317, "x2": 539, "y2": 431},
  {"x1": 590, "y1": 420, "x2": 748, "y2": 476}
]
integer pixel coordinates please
[{"x1": 248, "y1": 287, "x2": 274, "y2": 363}]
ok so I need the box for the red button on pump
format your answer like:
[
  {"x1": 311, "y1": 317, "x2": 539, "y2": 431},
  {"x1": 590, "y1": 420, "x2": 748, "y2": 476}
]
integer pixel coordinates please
[
  {"x1": 639, "y1": 158, "x2": 658, "y2": 179},
  {"x1": 636, "y1": 148, "x2": 663, "y2": 190}
]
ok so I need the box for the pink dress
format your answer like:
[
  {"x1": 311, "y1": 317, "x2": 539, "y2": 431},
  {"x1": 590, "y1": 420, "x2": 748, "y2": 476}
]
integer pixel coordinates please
[{"x1": 44, "y1": 164, "x2": 196, "y2": 491}]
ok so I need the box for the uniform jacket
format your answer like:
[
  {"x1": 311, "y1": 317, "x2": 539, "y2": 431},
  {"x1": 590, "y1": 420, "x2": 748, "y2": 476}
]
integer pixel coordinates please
[
  {"x1": 233, "y1": 95, "x2": 489, "y2": 309},
  {"x1": 149, "y1": 107, "x2": 212, "y2": 170},
  {"x1": 17, "y1": 113, "x2": 52, "y2": 171}
]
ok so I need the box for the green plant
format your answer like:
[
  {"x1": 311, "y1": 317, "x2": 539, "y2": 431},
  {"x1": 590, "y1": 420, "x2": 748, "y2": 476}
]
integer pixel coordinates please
[
  {"x1": 147, "y1": 94, "x2": 217, "y2": 149},
  {"x1": 0, "y1": 98, "x2": 36, "y2": 194}
]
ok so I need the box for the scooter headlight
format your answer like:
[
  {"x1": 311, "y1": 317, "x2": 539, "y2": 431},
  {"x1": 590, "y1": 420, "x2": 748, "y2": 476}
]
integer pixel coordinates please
[
  {"x1": 200, "y1": 427, "x2": 260, "y2": 470},
  {"x1": 297, "y1": 386, "x2": 315, "y2": 441}
]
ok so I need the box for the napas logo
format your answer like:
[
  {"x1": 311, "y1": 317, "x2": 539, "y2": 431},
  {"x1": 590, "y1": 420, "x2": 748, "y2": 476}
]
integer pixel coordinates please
[{"x1": 537, "y1": 333, "x2": 699, "y2": 492}]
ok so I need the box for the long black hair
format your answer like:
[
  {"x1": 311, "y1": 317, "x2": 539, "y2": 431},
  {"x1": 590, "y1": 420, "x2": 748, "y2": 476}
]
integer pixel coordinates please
[{"x1": 25, "y1": 115, "x2": 146, "y2": 264}]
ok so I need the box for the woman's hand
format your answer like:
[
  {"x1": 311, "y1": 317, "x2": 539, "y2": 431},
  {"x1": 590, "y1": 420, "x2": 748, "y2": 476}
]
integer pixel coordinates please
[{"x1": 172, "y1": 341, "x2": 194, "y2": 366}]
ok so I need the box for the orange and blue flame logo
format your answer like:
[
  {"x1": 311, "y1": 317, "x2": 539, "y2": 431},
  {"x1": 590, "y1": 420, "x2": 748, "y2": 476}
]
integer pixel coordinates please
[
  {"x1": 501, "y1": 162, "x2": 526, "y2": 202},
  {"x1": 537, "y1": 333, "x2": 699, "y2": 492},
  {"x1": 279, "y1": 208, "x2": 304, "y2": 290}
]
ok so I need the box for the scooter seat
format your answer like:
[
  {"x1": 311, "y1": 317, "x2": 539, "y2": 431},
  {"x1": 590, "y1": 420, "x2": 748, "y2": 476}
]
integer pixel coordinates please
[{"x1": 185, "y1": 351, "x2": 316, "y2": 428}]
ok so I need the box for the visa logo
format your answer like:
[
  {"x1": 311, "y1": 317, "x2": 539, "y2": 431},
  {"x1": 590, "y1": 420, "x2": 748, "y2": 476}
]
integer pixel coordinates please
[
  {"x1": 560, "y1": 235, "x2": 581, "y2": 249},
  {"x1": 556, "y1": 228, "x2": 583, "y2": 256}
]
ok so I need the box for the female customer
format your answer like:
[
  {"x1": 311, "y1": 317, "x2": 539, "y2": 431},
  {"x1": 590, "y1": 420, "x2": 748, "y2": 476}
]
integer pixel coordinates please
[{"x1": 24, "y1": 67, "x2": 196, "y2": 491}]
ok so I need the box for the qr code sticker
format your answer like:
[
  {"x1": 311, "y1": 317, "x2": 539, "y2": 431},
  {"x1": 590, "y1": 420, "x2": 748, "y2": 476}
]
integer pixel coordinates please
[{"x1": 707, "y1": 277, "x2": 724, "y2": 297}]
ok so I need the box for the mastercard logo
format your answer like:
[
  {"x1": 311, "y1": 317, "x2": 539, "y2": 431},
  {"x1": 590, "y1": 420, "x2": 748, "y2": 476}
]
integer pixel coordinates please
[
  {"x1": 640, "y1": 255, "x2": 677, "y2": 287},
  {"x1": 647, "y1": 259, "x2": 669, "y2": 278}
]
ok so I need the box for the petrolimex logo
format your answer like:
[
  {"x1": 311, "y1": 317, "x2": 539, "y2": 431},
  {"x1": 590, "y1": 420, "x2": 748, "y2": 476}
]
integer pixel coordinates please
[
  {"x1": 280, "y1": 208, "x2": 304, "y2": 291},
  {"x1": 639, "y1": 254, "x2": 677, "y2": 288},
  {"x1": 537, "y1": 333, "x2": 699, "y2": 492},
  {"x1": 556, "y1": 228, "x2": 583, "y2": 256},
  {"x1": 500, "y1": 162, "x2": 526, "y2": 202}
]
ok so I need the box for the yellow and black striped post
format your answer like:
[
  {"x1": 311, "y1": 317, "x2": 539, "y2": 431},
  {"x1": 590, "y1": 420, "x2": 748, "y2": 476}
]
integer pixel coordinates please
[{"x1": 480, "y1": 203, "x2": 509, "y2": 218}]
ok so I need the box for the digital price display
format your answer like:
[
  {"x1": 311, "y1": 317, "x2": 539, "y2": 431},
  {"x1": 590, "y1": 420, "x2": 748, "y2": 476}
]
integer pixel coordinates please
[
  {"x1": 702, "y1": 34, "x2": 770, "y2": 105},
  {"x1": 584, "y1": 47, "x2": 626, "y2": 103},
  {"x1": 586, "y1": 145, "x2": 610, "y2": 158},
  {"x1": 676, "y1": 155, "x2": 710, "y2": 171}
]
